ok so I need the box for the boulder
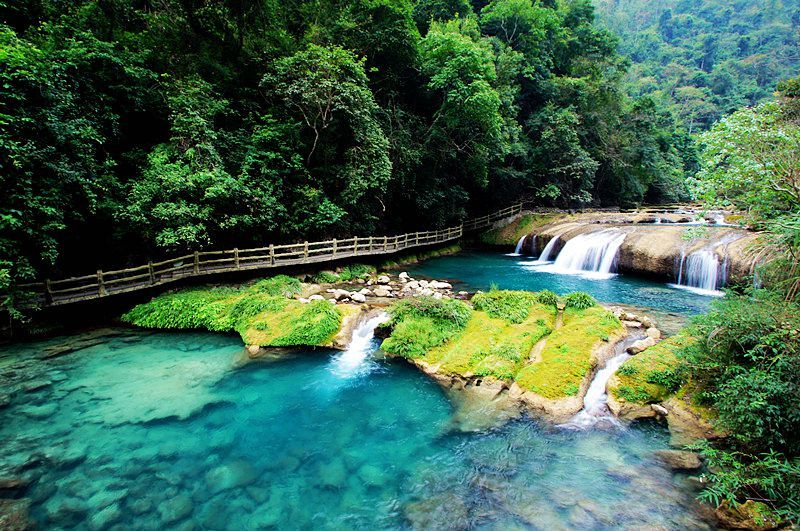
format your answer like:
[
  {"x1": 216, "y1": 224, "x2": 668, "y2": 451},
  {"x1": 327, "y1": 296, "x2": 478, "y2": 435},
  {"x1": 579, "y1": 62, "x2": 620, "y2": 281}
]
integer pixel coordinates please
[
  {"x1": 205, "y1": 460, "x2": 257, "y2": 494},
  {"x1": 621, "y1": 320, "x2": 642, "y2": 328},
  {"x1": 403, "y1": 281, "x2": 420, "y2": 291},
  {"x1": 651, "y1": 404, "x2": 669, "y2": 417},
  {"x1": 627, "y1": 337, "x2": 657, "y2": 354},
  {"x1": 90, "y1": 503, "x2": 121, "y2": 530},
  {"x1": 373, "y1": 287, "x2": 391, "y2": 298},
  {"x1": 398, "y1": 272, "x2": 410, "y2": 281},
  {"x1": 358, "y1": 288, "x2": 372, "y2": 296},
  {"x1": 715, "y1": 500, "x2": 784, "y2": 531},
  {"x1": 331, "y1": 289, "x2": 351, "y2": 301},
  {"x1": 377, "y1": 275, "x2": 390, "y2": 285},
  {"x1": 653, "y1": 450, "x2": 702, "y2": 470},
  {"x1": 0, "y1": 499, "x2": 31, "y2": 531},
  {"x1": 646, "y1": 327, "x2": 662, "y2": 340},
  {"x1": 308, "y1": 294, "x2": 325, "y2": 301},
  {"x1": 419, "y1": 288, "x2": 434, "y2": 297},
  {"x1": 351, "y1": 293, "x2": 367, "y2": 303},
  {"x1": 158, "y1": 494, "x2": 193, "y2": 524},
  {"x1": 429, "y1": 281, "x2": 452, "y2": 290}
]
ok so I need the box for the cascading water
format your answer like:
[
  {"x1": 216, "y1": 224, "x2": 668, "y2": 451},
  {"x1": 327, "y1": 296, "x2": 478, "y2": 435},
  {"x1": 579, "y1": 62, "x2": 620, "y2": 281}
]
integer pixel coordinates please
[
  {"x1": 671, "y1": 249, "x2": 725, "y2": 296},
  {"x1": 507, "y1": 235, "x2": 528, "y2": 256},
  {"x1": 535, "y1": 234, "x2": 562, "y2": 263},
  {"x1": 560, "y1": 334, "x2": 643, "y2": 429},
  {"x1": 547, "y1": 229, "x2": 626, "y2": 279},
  {"x1": 330, "y1": 313, "x2": 389, "y2": 378}
]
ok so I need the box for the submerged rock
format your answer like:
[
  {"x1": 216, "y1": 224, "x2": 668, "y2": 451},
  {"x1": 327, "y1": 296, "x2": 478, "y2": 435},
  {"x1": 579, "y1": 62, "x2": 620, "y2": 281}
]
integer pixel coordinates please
[
  {"x1": 158, "y1": 494, "x2": 193, "y2": 524},
  {"x1": 205, "y1": 461, "x2": 257, "y2": 494},
  {"x1": 404, "y1": 493, "x2": 469, "y2": 530},
  {"x1": 654, "y1": 450, "x2": 702, "y2": 471},
  {"x1": 0, "y1": 498, "x2": 33, "y2": 531}
]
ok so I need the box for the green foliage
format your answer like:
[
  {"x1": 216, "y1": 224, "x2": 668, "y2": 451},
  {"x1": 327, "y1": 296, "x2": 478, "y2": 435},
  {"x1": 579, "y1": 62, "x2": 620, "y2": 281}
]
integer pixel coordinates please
[
  {"x1": 563, "y1": 291, "x2": 596, "y2": 310},
  {"x1": 471, "y1": 289, "x2": 541, "y2": 323},
  {"x1": 381, "y1": 297, "x2": 472, "y2": 358},
  {"x1": 695, "y1": 442, "x2": 800, "y2": 522},
  {"x1": 616, "y1": 364, "x2": 638, "y2": 376},
  {"x1": 616, "y1": 384, "x2": 651, "y2": 403},
  {"x1": 338, "y1": 264, "x2": 376, "y2": 281},
  {"x1": 313, "y1": 271, "x2": 340, "y2": 284},
  {"x1": 249, "y1": 275, "x2": 302, "y2": 297},
  {"x1": 268, "y1": 300, "x2": 342, "y2": 347},
  {"x1": 536, "y1": 290, "x2": 559, "y2": 307}
]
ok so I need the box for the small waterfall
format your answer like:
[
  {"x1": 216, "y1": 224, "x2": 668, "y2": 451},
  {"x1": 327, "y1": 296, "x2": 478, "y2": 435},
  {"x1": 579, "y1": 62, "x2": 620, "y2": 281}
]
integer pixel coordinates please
[
  {"x1": 654, "y1": 216, "x2": 662, "y2": 224},
  {"x1": 549, "y1": 230, "x2": 626, "y2": 278},
  {"x1": 330, "y1": 313, "x2": 389, "y2": 378},
  {"x1": 538, "y1": 234, "x2": 562, "y2": 262},
  {"x1": 560, "y1": 335, "x2": 642, "y2": 429},
  {"x1": 671, "y1": 249, "x2": 725, "y2": 296},
  {"x1": 508, "y1": 235, "x2": 527, "y2": 256}
]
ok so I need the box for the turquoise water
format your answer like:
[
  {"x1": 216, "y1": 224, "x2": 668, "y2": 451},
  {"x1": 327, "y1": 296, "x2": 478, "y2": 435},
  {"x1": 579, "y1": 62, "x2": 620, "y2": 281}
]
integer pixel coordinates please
[
  {"x1": 406, "y1": 251, "x2": 714, "y2": 315},
  {"x1": 0, "y1": 329, "x2": 715, "y2": 529}
]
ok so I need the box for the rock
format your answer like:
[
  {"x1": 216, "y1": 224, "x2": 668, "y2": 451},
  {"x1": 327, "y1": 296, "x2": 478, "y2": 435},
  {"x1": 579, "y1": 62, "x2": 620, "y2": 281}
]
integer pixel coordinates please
[
  {"x1": 88, "y1": 488, "x2": 128, "y2": 511},
  {"x1": 372, "y1": 287, "x2": 391, "y2": 297},
  {"x1": 351, "y1": 293, "x2": 366, "y2": 303},
  {"x1": 0, "y1": 394, "x2": 10, "y2": 408},
  {"x1": 205, "y1": 461, "x2": 257, "y2": 494},
  {"x1": 640, "y1": 316, "x2": 655, "y2": 329},
  {"x1": 418, "y1": 280, "x2": 429, "y2": 288},
  {"x1": 90, "y1": 503, "x2": 121, "y2": 530},
  {"x1": 297, "y1": 297, "x2": 309, "y2": 304},
  {"x1": 419, "y1": 288, "x2": 434, "y2": 297},
  {"x1": 627, "y1": 337, "x2": 657, "y2": 354},
  {"x1": 158, "y1": 494, "x2": 193, "y2": 524},
  {"x1": 621, "y1": 320, "x2": 642, "y2": 328},
  {"x1": 308, "y1": 294, "x2": 325, "y2": 301},
  {"x1": 663, "y1": 396, "x2": 723, "y2": 446},
  {"x1": 432, "y1": 292, "x2": 442, "y2": 299},
  {"x1": 0, "y1": 498, "x2": 32, "y2": 531},
  {"x1": 0, "y1": 478, "x2": 27, "y2": 496},
  {"x1": 19, "y1": 403, "x2": 57, "y2": 419},
  {"x1": 332, "y1": 289, "x2": 351, "y2": 301},
  {"x1": 317, "y1": 459, "x2": 346, "y2": 488},
  {"x1": 246, "y1": 345, "x2": 261, "y2": 356},
  {"x1": 22, "y1": 380, "x2": 51, "y2": 392},
  {"x1": 356, "y1": 464, "x2": 387, "y2": 487},
  {"x1": 429, "y1": 281, "x2": 452, "y2": 290},
  {"x1": 358, "y1": 288, "x2": 372, "y2": 296},
  {"x1": 646, "y1": 327, "x2": 662, "y2": 340},
  {"x1": 129, "y1": 497, "x2": 153, "y2": 515},
  {"x1": 404, "y1": 493, "x2": 469, "y2": 530},
  {"x1": 398, "y1": 272, "x2": 410, "y2": 281},
  {"x1": 377, "y1": 275, "x2": 390, "y2": 285},
  {"x1": 651, "y1": 403, "x2": 669, "y2": 416},
  {"x1": 653, "y1": 450, "x2": 702, "y2": 470},
  {"x1": 715, "y1": 500, "x2": 784, "y2": 530},
  {"x1": 404, "y1": 281, "x2": 420, "y2": 291}
]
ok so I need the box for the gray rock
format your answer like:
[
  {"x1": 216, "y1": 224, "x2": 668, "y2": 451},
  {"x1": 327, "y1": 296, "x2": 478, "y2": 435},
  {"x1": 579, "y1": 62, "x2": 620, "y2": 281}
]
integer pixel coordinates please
[
  {"x1": 377, "y1": 275, "x2": 390, "y2": 285},
  {"x1": 429, "y1": 281, "x2": 452, "y2": 290},
  {"x1": 651, "y1": 404, "x2": 669, "y2": 417},
  {"x1": 373, "y1": 287, "x2": 391, "y2": 297},
  {"x1": 653, "y1": 450, "x2": 703, "y2": 470},
  {"x1": 308, "y1": 294, "x2": 325, "y2": 301},
  {"x1": 627, "y1": 337, "x2": 657, "y2": 354},
  {"x1": 158, "y1": 494, "x2": 193, "y2": 524},
  {"x1": 20, "y1": 403, "x2": 57, "y2": 419},
  {"x1": 205, "y1": 461, "x2": 256, "y2": 493},
  {"x1": 90, "y1": 503, "x2": 121, "y2": 530},
  {"x1": 398, "y1": 272, "x2": 410, "y2": 281},
  {"x1": 646, "y1": 327, "x2": 662, "y2": 340},
  {"x1": 88, "y1": 488, "x2": 128, "y2": 511},
  {"x1": 351, "y1": 293, "x2": 366, "y2": 303}
]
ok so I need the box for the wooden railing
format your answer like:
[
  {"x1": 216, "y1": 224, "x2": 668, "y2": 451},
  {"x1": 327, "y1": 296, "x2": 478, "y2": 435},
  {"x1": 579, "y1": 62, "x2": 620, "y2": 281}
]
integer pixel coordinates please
[{"x1": 17, "y1": 203, "x2": 523, "y2": 307}]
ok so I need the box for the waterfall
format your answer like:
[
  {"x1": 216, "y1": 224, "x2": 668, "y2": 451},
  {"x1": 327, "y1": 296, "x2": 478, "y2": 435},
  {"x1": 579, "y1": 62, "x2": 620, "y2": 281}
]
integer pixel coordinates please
[
  {"x1": 508, "y1": 235, "x2": 528, "y2": 256},
  {"x1": 537, "y1": 234, "x2": 562, "y2": 262},
  {"x1": 547, "y1": 229, "x2": 626, "y2": 279},
  {"x1": 671, "y1": 249, "x2": 725, "y2": 296},
  {"x1": 559, "y1": 335, "x2": 641, "y2": 429},
  {"x1": 330, "y1": 313, "x2": 389, "y2": 378}
]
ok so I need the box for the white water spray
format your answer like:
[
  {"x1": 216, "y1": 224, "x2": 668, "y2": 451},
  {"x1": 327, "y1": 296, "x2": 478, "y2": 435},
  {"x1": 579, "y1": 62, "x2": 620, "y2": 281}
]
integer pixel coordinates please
[
  {"x1": 330, "y1": 313, "x2": 389, "y2": 378},
  {"x1": 545, "y1": 229, "x2": 626, "y2": 279},
  {"x1": 671, "y1": 249, "x2": 725, "y2": 296},
  {"x1": 507, "y1": 235, "x2": 528, "y2": 256},
  {"x1": 537, "y1": 234, "x2": 562, "y2": 262}
]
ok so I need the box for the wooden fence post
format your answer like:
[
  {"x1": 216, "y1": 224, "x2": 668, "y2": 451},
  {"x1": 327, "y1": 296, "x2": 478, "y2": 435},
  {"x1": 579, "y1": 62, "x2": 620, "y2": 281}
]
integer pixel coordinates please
[
  {"x1": 384, "y1": 236, "x2": 388, "y2": 251},
  {"x1": 415, "y1": 232, "x2": 419, "y2": 246},
  {"x1": 234, "y1": 248, "x2": 240, "y2": 269},
  {"x1": 269, "y1": 244, "x2": 275, "y2": 265},
  {"x1": 367, "y1": 236, "x2": 373, "y2": 252},
  {"x1": 332, "y1": 239, "x2": 337, "y2": 257},
  {"x1": 97, "y1": 270, "x2": 106, "y2": 296},
  {"x1": 193, "y1": 251, "x2": 200, "y2": 274},
  {"x1": 303, "y1": 241, "x2": 309, "y2": 262},
  {"x1": 44, "y1": 279, "x2": 53, "y2": 305},
  {"x1": 354, "y1": 236, "x2": 358, "y2": 255},
  {"x1": 148, "y1": 261, "x2": 155, "y2": 284}
]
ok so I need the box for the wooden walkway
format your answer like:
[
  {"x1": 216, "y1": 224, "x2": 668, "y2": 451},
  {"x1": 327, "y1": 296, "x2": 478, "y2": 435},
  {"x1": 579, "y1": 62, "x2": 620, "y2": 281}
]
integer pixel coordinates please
[{"x1": 19, "y1": 204, "x2": 523, "y2": 307}]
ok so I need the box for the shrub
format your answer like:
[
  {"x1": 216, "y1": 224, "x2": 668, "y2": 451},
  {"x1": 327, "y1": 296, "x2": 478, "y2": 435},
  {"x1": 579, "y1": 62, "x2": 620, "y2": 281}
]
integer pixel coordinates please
[
  {"x1": 270, "y1": 300, "x2": 341, "y2": 346},
  {"x1": 338, "y1": 264, "x2": 375, "y2": 281},
  {"x1": 250, "y1": 275, "x2": 302, "y2": 297},
  {"x1": 617, "y1": 363, "x2": 638, "y2": 376},
  {"x1": 616, "y1": 384, "x2": 651, "y2": 403},
  {"x1": 536, "y1": 290, "x2": 559, "y2": 307},
  {"x1": 381, "y1": 297, "x2": 472, "y2": 358},
  {"x1": 645, "y1": 365, "x2": 688, "y2": 393},
  {"x1": 563, "y1": 291, "x2": 596, "y2": 310},
  {"x1": 312, "y1": 271, "x2": 340, "y2": 284},
  {"x1": 472, "y1": 289, "x2": 542, "y2": 324}
]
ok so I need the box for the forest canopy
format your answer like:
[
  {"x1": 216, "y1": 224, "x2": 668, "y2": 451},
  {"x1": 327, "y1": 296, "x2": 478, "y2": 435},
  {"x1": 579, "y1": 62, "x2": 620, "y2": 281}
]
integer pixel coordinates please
[{"x1": 0, "y1": 0, "x2": 797, "y2": 291}]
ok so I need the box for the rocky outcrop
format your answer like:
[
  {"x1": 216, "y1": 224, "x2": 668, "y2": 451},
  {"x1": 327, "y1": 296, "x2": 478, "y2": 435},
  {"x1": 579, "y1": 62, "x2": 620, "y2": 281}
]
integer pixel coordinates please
[
  {"x1": 531, "y1": 212, "x2": 763, "y2": 283},
  {"x1": 653, "y1": 450, "x2": 703, "y2": 471},
  {"x1": 715, "y1": 500, "x2": 786, "y2": 531}
]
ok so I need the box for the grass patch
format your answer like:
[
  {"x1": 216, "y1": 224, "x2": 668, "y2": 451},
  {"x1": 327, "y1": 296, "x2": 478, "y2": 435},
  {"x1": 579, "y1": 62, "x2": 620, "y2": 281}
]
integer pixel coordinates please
[
  {"x1": 472, "y1": 289, "x2": 542, "y2": 323},
  {"x1": 380, "y1": 297, "x2": 472, "y2": 358},
  {"x1": 515, "y1": 306, "x2": 624, "y2": 398},
  {"x1": 609, "y1": 333, "x2": 696, "y2": 404},
  {"x1": 122, "y1": 276, "x2": 343, "y2": 347}
]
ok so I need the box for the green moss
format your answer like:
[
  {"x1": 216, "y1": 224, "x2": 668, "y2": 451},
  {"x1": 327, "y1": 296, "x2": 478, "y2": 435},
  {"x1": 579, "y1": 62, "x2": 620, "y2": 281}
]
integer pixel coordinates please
[
  {"x1": 515, "y1": 306, "x2": 624, "y2": 398},
  {"x1": 479, "y1": 213, "x2": 563, "y2": 246},
  {"x1": 380, "y1": 297, "x2": 473, "y2": 359},
  {"x1": 609, "y1": 333, "x2": 696, "y2": 404},
  {"x1": 122, "y1": 276, "x2": 343, "y2": 347},
  {"x1": 472, "y1": 289, "x2": 542, "y2": 323}
]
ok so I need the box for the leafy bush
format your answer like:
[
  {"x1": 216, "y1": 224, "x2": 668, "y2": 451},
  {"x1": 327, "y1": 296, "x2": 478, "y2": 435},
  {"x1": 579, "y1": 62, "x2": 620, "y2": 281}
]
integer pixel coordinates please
[
  {"x1": 312, "y1": 271, "x2": 340, "y2": 284},
  {"x1": 472, "y1": 289, "x2": 541, "y2": 324},
  {"x1": 616, "y1": 363, "x2": 638, "y2": 376},
  {"x1": 616, "y1": 384, "x2": 651, "y2": 403},
  {"x1": 536, "y1": 290, "x2": 559, "y2": 307},
  {"x1": 645, "y1": 366, "x2": 688, "y2": 393},
  {"x1": 338, "y1": 264, "x2": 375, "y2": 281},
  {"x1": 381, "y1": 297, "x2": 472, "y2": 358},
  {"x1": 270, "y1": 300, "x2": 341, "y2": 346},
  {"x1": 563, "y1": 291, "x2": 596, "y2": 310},
  {"x1": 250, "y1": 275, "x2": 302, "y2": 297}
]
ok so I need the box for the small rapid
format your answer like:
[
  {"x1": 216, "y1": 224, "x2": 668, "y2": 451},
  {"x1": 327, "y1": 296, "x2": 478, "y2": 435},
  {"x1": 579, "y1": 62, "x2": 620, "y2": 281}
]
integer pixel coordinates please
[
  {"x1": 534, "y1": 229, "x2": 626, "y2": 279},
  {"x1": 671, "y1": 249, "x2": 726, "y2": 296},
  {"x1": 329, "y1": 313, "x2": 389, "y2": 378}
]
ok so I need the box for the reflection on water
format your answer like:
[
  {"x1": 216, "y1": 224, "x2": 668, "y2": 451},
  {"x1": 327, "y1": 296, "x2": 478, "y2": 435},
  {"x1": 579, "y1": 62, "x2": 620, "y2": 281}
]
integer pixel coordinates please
[{"x1": 0, "y1": 330, "x2": 716, "y2": 529}]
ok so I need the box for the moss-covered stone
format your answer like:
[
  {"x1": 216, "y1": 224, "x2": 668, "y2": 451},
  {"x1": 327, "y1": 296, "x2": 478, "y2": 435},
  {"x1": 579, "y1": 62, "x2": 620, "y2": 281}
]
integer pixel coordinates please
[
  {"x1": 479, "y1": 213, "x2": 564, "y2": 246},
  {"x1": 382, "y1": 290, "x2": 624, "y2": 400},
  {"x1": 514, "y1": 307, "x2": 624, "y2": 398},
  {"x1": 122, "y1": 276, "x2": 344, "y2": 348},
  {"x1": 608, "y1": 334, "x2": 695, "y2": 405}
]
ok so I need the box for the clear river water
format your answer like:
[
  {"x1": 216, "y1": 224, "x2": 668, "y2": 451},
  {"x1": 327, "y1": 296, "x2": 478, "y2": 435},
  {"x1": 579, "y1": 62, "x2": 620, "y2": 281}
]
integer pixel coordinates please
[{"x1": 0, "y1": 251, "x2": 721, "y2": 529}]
